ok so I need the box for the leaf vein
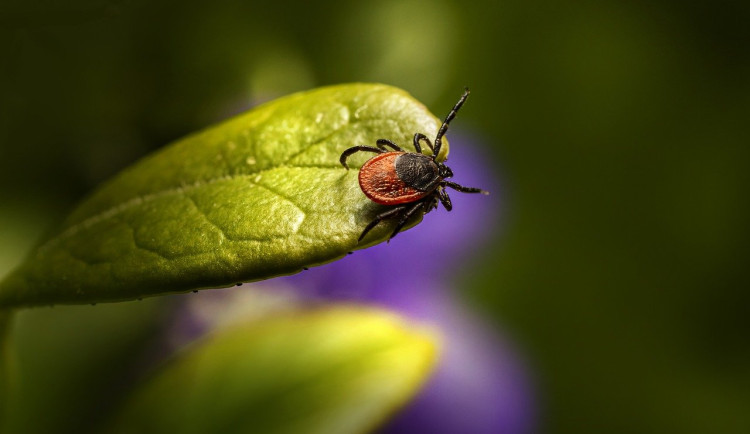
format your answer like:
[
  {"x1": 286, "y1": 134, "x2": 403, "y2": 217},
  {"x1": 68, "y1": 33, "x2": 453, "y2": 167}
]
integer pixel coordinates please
[{"x1": 183, "y1": 194, "x2": 230, "y2": 242}]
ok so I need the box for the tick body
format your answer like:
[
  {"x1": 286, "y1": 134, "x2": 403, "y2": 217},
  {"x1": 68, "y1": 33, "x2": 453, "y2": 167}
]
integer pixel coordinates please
[
  {"x1": 340, "y1": 88, "x2": 488, "y2": 242},
  {"x1": 358, "y1": 152, "x2": 439, "y2": 205}
]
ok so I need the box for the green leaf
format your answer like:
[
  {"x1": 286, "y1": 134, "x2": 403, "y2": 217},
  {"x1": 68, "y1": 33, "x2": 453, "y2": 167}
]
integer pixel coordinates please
[
  {"x1": 107, "y1": 306, "x2": 440, "y2": 434},
  {"x1": 0, "y1": 84, "x2": 447, "y2": 308}
]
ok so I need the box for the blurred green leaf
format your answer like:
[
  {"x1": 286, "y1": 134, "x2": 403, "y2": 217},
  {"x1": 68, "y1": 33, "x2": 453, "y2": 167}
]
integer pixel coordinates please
[
  {"x1": 0, "y1": 310, "x2": 13, "y2": 425},
  {"x1": 0, "y1": 84, "x2": 447, "y2": 308},
  {"x1": 108, "y1": 306, "x2": 439, "y2": 434},
  {"x1": 0, "y1": 298, "x2": 166, "y2": 434}
]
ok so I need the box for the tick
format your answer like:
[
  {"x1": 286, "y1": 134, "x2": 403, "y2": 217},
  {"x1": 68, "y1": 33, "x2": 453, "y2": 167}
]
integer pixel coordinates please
[{"x1": 340, "y1": 88, "x2": 489, "y2": 242}]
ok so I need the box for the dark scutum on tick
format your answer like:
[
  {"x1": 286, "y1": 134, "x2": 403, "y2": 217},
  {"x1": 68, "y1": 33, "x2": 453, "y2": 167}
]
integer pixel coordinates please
[
  {"x1": 340, "y1": 88, "x2": 489, "y2": 242},
  {"x1": 394, "y1": 153, "x2": 441, "y2": 191}
]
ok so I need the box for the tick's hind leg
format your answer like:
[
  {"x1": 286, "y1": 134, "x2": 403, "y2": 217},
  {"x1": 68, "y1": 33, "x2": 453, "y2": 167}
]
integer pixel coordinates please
[
  {"x1": 388, "y1": 200, "x2": 430, "y2": 241},
  {"x1": 340, "y1": 146, "x2": 385, "y2": 169},
  {"x1": 358, "y1": 205, "x2": 407, "y2": 242},
  {"x1": 443, "y1": 180, "x2": 489, "y2": 195}
]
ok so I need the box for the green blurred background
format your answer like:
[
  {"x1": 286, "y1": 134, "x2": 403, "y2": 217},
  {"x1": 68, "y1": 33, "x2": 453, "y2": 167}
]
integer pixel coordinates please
[{"x1": 1, "y1": 0, "x2": 748, "y2": 432}]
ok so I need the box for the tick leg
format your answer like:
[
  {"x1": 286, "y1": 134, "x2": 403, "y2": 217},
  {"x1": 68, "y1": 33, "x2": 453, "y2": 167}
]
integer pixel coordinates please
[
  {"x1": 376, "y1": 139, "x2": 403, "y2": 152},
  {"x1": 389, "y1": 201, "x2": 429, "y2": 241},
  {"x1": 340, "y1": 145, "x2": 385, "y2": 169},
  {"x1": 443, "y1": 180, "x2": 489, "y2": 195},
  {"x1": 433, "y1": 88, "x2": 470, "y2": 158},
  {"x1": 437, "y1": 188, "x2": 453, "y2": 211},
  {"x1": 413, "y1": 133, "x2": 435, "y2": 155},
  {"x1": 425, "y1": 195, "x2": 439, "y2": 214},
  {"x1": 358, "y1": 205, "x2": 407, "y2": 242}
]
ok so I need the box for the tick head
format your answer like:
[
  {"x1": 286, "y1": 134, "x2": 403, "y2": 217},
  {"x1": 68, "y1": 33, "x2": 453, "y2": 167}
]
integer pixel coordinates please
[{"x1": 437, "y1": 162, "x2": 453, "y2": 179}]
